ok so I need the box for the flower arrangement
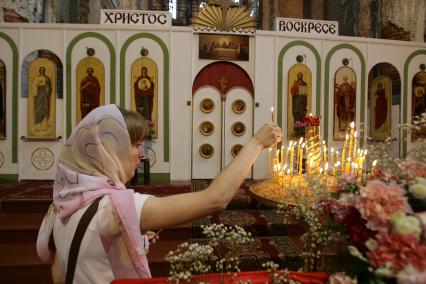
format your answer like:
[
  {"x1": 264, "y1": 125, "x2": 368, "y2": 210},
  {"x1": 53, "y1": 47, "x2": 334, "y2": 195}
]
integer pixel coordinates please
[
  {"x1": 311, "y1": 117, "x2": 426, "y2": 283},
  {"x1": 277, "y1": 113, "x2": 426, "y2": 283}
]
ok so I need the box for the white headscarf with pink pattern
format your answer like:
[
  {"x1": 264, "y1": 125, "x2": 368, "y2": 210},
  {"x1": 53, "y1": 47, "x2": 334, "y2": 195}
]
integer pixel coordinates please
[{"x1": 36, "y1": 104, "x2": 151, "y2": 279}]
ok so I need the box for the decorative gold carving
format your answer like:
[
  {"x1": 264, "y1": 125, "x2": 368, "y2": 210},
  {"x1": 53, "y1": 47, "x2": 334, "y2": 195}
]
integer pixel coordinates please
[
  {"x1": 231, "y1": 121, "x2": 246, "y2": 136},
  {"x1": 232, "y1": 99, "x2": 246, "y2": 114},
  {"x1": 200, "y1": 98, "x2": 215, "y2": 113},
  {"x1": 199, "y1": 143, "x2": 214, "y2": 159},
  {"x1": 192, "y1": 0, "x2": 256, "y2": 32},
  {"x1": 199, "y1": 121, "x2": 214, "y2": 136},
  {"x1": 231, "y1": 144, "x2": 243, "y2": 157}
]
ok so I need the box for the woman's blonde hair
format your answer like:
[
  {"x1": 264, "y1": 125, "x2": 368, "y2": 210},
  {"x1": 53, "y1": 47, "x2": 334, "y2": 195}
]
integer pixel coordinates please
[{"x1": 119, "y1": 108, "x2": 150, "y2": 145}]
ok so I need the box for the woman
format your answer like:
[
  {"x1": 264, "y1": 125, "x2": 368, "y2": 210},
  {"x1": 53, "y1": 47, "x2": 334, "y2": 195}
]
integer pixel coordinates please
[{"x1": 37, "y1": 104, "x2": 281, "y2": 283}]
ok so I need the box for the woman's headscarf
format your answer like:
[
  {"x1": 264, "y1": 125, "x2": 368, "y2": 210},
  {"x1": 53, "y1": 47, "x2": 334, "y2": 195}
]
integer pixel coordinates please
[{"x1": 36, "y1": 104, "x2": 151, "y2": 278}]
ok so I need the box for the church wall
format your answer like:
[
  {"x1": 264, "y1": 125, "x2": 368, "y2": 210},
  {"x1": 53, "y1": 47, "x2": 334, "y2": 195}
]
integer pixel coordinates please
[
  {"x1": 118, "y1": 29, "x2": 171, "y2": 175},
  {"x1": 253, "y1": 32, "x2": 276, "y2": 179},
  {"x1": 18, "y1": 28, "x2": 64, "y2": 179},
  {"x1": 0, "y1": 23, "x2": 425, "y2": 181},
  {"x1": 170, "y1": 28, "x2": 193, "y2": 181}
]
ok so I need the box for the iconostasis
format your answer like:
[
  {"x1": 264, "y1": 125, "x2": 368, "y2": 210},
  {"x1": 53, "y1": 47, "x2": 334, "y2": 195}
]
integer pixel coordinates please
[{"x1": 0, "y1": 23, "x2": 425, "y2": 181}]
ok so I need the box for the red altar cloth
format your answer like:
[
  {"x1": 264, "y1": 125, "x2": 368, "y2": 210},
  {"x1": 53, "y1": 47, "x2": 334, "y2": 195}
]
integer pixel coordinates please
[{"x1": 112, "y1": 270, "x2": 329, "y2": 284}]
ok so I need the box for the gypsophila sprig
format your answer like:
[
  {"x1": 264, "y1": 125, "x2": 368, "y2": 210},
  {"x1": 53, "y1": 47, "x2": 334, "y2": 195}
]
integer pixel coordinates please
[
  {"x1": 281, "y1": 175, "x2": 341, "y2": 272},
  {"x1": 166, "y1": 242, "x2": 214, "y2": 282},
  {"x1": 166, "y1": 224, "x2": 254, "y2": 282}
]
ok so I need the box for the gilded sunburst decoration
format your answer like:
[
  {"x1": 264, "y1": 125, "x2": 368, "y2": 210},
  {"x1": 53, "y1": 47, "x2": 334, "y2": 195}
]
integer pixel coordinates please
[{"x1": 192, "y1": 0, "x2": 257, "y2": 32}]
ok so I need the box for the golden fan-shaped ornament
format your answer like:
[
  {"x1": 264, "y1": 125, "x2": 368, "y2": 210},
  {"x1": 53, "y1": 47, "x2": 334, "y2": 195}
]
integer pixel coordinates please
[{"x1": 192, "y1": 2, "x2": 256, "y2": 31}]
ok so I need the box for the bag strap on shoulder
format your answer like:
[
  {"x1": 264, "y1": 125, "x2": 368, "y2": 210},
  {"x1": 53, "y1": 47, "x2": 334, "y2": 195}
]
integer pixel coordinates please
[{"x1": 65, "y1": 197, "x2": 102, "y2": 284}]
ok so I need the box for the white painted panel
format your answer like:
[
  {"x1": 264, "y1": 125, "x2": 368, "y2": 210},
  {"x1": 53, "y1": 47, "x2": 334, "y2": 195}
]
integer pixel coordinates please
[
  {"x1": 192, "y1": 88, "x2": 221, "y2": 179},
  {"x1": 170, "y1": 30, "x2": 192, "y2": 181},
  {"x1": 118, "y1": 30, "x2": 170, "y2": 173},
  {"x1": 18, "y1": 141, "x2": 63, "y2": 180},
  {"x1": 253, "y1": 34, "x2": 275, "y2": 180},
  {"x1": 224, "y1": 89, "x2": 253, "y2": 178}
]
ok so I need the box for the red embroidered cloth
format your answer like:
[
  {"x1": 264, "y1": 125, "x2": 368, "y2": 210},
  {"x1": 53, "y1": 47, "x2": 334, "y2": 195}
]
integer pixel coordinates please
[{"x1": 112, "y1": 270, "x2": 329, "y2": 284}]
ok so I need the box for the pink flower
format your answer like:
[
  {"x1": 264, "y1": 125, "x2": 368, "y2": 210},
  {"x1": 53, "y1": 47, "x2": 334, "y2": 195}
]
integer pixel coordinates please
[
  {"x1": 368, "y1": 168, "x2": 397, "y2": 183},
  {"x1": 397, "y1": 265, "x2": 426, "y2": 284},
  {"x1": 400, "y1": 160, "x2": 426, "y2": 181},
  {"x1": 355, "y1": 180, "x2": 411, "y2": 232},
  {"x1": 368, "y1": 233, "x2": 426, "y2": 273},
  {"x1": 329, "y1": 272, "x2": 357, "y2": 284},
  {"x1": 328, "y1": 272, "x2": 357, "y2": 284},
  {"x1": 294, "y1": 120, "x2": 306, "y2": 128},
  {"x1": 330, "y1": 193, "x2": 357, "y2": 222},
  {"x1": 336, "y1": 174, "x2": 359, "y2": 193}
]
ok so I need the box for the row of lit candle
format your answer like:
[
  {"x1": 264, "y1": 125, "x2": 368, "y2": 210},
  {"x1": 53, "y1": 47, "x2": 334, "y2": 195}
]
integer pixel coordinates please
[{"x1": 267, "y1": 107, "x2": 377, "y2": 185}]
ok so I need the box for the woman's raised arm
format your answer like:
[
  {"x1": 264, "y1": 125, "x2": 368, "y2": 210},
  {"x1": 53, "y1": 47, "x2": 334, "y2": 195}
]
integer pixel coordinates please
[{"x1": 139, "y1": 123, "x2": 281, "y2": 231}]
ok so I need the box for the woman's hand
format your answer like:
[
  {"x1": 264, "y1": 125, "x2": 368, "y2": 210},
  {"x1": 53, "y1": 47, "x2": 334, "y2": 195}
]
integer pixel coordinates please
[
  {"x1": 146, "y1": 230, "x2": 160, "y2": 244},
  {"x1": 253, "y1": 123, "x2": 282, "y2": 150}
]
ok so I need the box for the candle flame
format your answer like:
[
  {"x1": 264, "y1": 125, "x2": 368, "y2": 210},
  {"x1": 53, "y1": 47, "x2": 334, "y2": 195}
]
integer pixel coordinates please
[{"x1": 350, "y1": 121, "x2": 355, "y2": 128}]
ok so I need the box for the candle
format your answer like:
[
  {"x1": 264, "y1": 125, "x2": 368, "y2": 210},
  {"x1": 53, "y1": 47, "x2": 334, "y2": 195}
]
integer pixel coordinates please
[
  {"x1": 330, "y1": 147, "x2": 335, "y2": 167},
  {"x1": 372, "y1": 160, "x2": 377, "y2": 173},
  {"x1": 353, "y1": 131, "x2": 358, "y2": 160},
  {"x1": 271, "y1": 107, "x2": 275, "y2": 122},
  {"x1": 296, "y1": 138, "x2": 303, "y2": 173},
  {"x1": 322, "y1": 141, "x2": 327, "y2": 167},
  {"x1": 334, "y1": 161, "x2": 340, "y2": 176},
  {"x1": 268, "y1": 148, "x2": 272, "y2": 174},
  {"x1": 299, "y1": 142, "x2": 305, "y2": 175},
  {"x1": 290, "y1": 143, "x2": 295, "y2": 174},
  {"x1": 335, "y1": 151, "x2": 339, "y2": 170},
  {"x1": 346, "y1": 157, "x2": 351, "y2": 174},
  {"x1": 281, "y1": 145, "x2": 284, "y2": 167},
  {"x1": 285, "y1": 142, "x2": 292, "y2": 166},
  {"x1": 341, "y1": 134, "x2": 348, "y2": 172}
]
